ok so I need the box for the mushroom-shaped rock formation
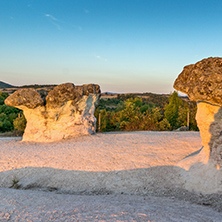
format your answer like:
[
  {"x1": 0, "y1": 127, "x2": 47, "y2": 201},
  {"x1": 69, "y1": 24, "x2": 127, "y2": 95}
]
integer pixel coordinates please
[
  {"x1": 174, "y1": 57, "x2": 222, "y2": 168},
  {"x1": 5, "y1": 83, "x2": 101, "y2": 142}
]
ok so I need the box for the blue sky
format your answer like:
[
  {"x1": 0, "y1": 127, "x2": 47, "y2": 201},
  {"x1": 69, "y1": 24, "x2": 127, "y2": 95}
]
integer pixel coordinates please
[{"x1": 0, "y1": 0, "x2": 222, "y2": 93}]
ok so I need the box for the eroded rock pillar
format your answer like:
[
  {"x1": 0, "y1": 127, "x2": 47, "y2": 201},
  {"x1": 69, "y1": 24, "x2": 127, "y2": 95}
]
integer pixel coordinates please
[
  {"x1": 5, "y1": 83, "x2": 101, "y2": 142},
  {"x1": 174, "y1": 57, "x2": 222, "y2": 167}
]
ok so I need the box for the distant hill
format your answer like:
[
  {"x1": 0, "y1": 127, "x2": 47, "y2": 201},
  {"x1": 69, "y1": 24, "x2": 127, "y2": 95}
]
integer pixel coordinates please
[
  {"x1": 0, "y1": 81, "x2": 15, "y2": 89},
  {"x1": 18, "y1": 84, "x2": 57, "y2": 89},
  {"x1": 102, "y1": 92, "x2": 118, "y2": 95}
]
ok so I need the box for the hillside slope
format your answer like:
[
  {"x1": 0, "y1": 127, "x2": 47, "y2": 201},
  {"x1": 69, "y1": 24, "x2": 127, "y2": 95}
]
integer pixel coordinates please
[{"x1": 0, "y1": 81, "x2": 15, "y2": 89}]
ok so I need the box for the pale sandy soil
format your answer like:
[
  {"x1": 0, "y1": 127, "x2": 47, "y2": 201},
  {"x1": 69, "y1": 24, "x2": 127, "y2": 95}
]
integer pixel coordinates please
[{"x1": 0, "y1": 131, "x2": 222, "y2": 221}]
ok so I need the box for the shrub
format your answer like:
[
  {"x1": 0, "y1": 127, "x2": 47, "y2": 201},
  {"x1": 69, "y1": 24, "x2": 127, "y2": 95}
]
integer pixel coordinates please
[
  {"x1": 13, "y1": 115, "x2": 27, "y2": 133},
  {"x1": 158, "y1": 118, "x2": 171, "y2": 131}
]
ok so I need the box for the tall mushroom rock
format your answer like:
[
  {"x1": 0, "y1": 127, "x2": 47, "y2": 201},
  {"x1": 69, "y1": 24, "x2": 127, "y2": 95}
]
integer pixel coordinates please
[
  {"x1": 5, "y1": 83, "x2": 101, "y2": 142},
  {"x1": 174, "y1": 57, "x2": 222, "y2": 167}
]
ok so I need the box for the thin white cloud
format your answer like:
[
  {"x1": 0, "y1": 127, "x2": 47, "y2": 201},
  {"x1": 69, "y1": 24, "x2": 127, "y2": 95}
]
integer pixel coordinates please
[
  {"x1": 45, "y1": 14, "x2": 61, "y2": 30},
  {"x1": 95, "y1": 55, "x2": 108, "y2": 62},
  {"x1": 45, "y1": 14, "x2": 58, "y2": 21}
]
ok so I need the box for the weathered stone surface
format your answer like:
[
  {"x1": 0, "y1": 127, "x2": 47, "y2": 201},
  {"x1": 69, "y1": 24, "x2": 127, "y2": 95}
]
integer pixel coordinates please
[
  {"x1": 5, "y1": 83, "x2": 101, "y2": 142},
  {"x1": 174, "y1": 57, "x2": 222, "y2": 106},
  {"x1": 5, "y1": 88, "x2": 44, "y2": 109},
  {"x1": 195, "y1": 102, "x2": 222, "y2": 164},
  {"x1": 174, "y1": 57, "x2": 222, "y2": 168},
  {"x1": 46, "y1": 83, "x2": 80, "y2": 109}
]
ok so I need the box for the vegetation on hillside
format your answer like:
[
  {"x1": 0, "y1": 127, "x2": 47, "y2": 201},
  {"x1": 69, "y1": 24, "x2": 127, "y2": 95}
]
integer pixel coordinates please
[
  {"x1": 0, "y1": 90, "x2": 198, "y2": 136},
  {"x1": 18, "y1": 84, "x2": 57, "y2": 89},
  {"x1": 0, "y1": 81, "x2": 15, "y2": 89},
  {"x1": 0, "y1": 92, "x2": 26, "y2": 135},
  {"x1": 95, "y1": 91, "x2": 198, "y2": 132}
]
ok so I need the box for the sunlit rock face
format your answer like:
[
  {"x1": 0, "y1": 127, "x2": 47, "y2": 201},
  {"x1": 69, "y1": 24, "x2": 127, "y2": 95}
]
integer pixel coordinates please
[
  {"x1": 5, "y1": 83, "x2": 101, "y2": 142},
  {"x1": 174, "y1": 57, "x2": 222, "y2": 167}
]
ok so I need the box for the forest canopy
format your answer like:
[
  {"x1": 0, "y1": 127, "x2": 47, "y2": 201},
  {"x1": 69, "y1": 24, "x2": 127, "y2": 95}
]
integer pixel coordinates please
[{"x1": 95, "y1": 91, "x2": 198, "y2": 132}]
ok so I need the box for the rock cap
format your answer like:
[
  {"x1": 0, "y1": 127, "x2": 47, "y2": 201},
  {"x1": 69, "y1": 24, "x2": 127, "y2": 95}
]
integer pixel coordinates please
[
  {"x1": 5, "y1": 83, "x2": 101, "y2": 109},
  {"x1": 5, "y1": 88, "x2": 44, "y2": 109},
  {"x1": 174, "y1": 57, "x2": 222, "y2": 106}
]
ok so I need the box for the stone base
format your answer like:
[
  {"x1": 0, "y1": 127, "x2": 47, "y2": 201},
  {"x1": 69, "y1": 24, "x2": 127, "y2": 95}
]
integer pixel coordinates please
[
  {"x1": 22, "y1": 95, "x2": 98, "y2": 142},
  {"x1": 195, "y1": 102, "x2": 222, "y2": 167}
]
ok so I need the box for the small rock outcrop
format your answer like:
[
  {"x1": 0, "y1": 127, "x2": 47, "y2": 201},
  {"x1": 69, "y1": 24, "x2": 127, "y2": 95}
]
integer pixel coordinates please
[
  {"x1": 174, "y1": 57, "x2": 222, "y2": 168},
  {"x1": 5, "y1": 83, "x2": 101, "y2": 142}
]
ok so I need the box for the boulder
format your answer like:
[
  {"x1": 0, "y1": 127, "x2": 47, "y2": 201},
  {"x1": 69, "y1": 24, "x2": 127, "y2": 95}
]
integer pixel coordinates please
[
  {"x1": 5, "y1": 83, "x2": 101, "y2": 142},
  {"x1": 176, "y1": 126, "x2": 189, "y2": 131},
  {"x1": 174, "y1": 57, "x2": 222, "y2": 168},
  {"x1": 174, "y1": 57, "x2": 222, "y2": 106}
]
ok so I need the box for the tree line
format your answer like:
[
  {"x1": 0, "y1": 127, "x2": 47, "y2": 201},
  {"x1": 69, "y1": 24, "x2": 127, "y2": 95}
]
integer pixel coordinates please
[
  {"x1": 0, "y1": 91, "x2": 198, "y2": 135},
  {"x1": 95, "y1": 91, "x2": 198, "y2": 132}
]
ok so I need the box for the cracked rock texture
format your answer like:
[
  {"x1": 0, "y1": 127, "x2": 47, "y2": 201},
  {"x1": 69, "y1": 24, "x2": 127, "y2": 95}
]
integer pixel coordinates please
[
  {"x1": 174, "y1": 57, "x2": 222, "y2": 167},
  {"x1": 5, "y1": 83, "x2": 101, "y2": 142},
  {"x1": 174, "y1": 57, "x2": 222, "y2": 106}
]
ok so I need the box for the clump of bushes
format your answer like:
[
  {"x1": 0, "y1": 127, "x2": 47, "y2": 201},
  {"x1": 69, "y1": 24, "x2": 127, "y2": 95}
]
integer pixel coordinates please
[
  {"x1": 95, "y1": 91, "x2": 198, "y2": 132},
  {"x1": 13, "y1": 114, "x2": 27, "y2": 133},
  {"x1": 0, "y1": 92, "x2": 26, "y2": 135}
]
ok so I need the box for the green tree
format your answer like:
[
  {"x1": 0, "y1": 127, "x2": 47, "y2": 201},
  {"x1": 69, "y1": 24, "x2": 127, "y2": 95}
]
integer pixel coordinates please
[
  {"x1": 0, "y1": 113, "x2": 13, "y2": 132},
  {"x1": 0, "y1": 92, "x2": 24, "y2": 133},
  {"x1": 140, "y1": 104, "x2": 150, "y2": 114},
  {"x1": 13, "y1": 115, "x2": 27, "y2": 132},
  {"x1": 0, "y1": 92, "x2": 9, "y2": 105},
  {"x1": 96, "y1": 93, "x2": 198, "y2": 132},
  {"x1": 164, "y1": 91, "x2": 183, "y2": 129},
  {"x1": 0, "y1": 104, "x2": 20, "y2": 115},
  {"x1": 189, "y1": 103, "x2": 198, "y2": 131},
  {"x1": 177, "y1": 104, "x2": 189, "y2": 127},
  {"x1": 141, "y1": 107, "x2": 163, "y2": 130},
  {"x1": 158, "y1": 118, "x2": 171, "y2": 131}
]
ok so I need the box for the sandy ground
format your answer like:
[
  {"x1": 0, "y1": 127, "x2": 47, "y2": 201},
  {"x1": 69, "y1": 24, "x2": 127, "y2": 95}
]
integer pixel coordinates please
[{"x1": 1, "y1": 131, "x2": 222, "y2": 221}]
